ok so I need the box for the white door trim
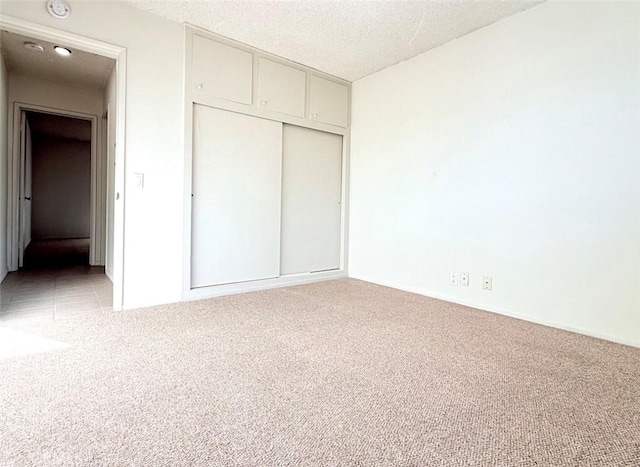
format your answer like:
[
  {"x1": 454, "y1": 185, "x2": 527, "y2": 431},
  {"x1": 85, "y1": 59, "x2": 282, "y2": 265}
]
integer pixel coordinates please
[{"x1": 1, "y1": 14, "x2": 127, "y2": 311}]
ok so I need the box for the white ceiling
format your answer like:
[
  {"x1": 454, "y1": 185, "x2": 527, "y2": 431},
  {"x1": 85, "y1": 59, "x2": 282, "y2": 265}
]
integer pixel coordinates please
[
  {"x1": 0, "y1": 30, "x2": 115, "y2": 90},
  {"x1": 124, "y1": 0, "x2": 544, "y2": 81}
]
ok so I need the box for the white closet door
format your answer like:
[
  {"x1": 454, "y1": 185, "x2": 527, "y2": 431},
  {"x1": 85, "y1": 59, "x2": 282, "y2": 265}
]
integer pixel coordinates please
[
  {"x1": 281, "y1": 125, "x2": 343, "y2": 275},
  {"x1": 191, "y1": 105, "x2": 282, "y2": 288}
]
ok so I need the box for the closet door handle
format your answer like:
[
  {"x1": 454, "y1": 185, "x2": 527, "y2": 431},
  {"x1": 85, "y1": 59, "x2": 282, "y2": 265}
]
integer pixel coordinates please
[{"x1": 24, "y1": 196, "x2": 31, "y2": 201}]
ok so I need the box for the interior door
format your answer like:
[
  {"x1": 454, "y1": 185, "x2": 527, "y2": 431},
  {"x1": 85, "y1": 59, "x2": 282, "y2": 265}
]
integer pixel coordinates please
[
  {"x1": 191, "y1": 105, "x2": 283, "y2": 288},
  {"x1": 281, "y1": 125, "x2": 343, "y2": 275},
  {"x1": 18, "y1": 111, "x2": 33, "y2": 268},
  {"x1": 24, "y1": 118, "x2": 33, "y2": 250}
]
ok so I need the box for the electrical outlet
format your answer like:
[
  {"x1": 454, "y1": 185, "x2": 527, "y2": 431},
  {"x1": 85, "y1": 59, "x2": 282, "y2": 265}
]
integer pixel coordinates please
[
  {"x1": 460, "y1": 272, "x2": 469, "y2": 287},
  {"x1": 482, "y1": 275, "x2": 492, "y2": 290},
  {"x1": 449, "y1": 272, "x2": 458, "y2": 286}
]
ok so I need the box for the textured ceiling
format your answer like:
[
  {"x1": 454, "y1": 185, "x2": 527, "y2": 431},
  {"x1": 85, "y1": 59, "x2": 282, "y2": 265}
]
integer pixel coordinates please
[
  {"x1": 0, "y1": 30, "x2": 115, "y2": 90},
  {"x1": 27, "y1": 112, "x2": 92, "y2": 142},
  {"x1": 123, "y1": 0, "x2": 544, "y2": 81}
]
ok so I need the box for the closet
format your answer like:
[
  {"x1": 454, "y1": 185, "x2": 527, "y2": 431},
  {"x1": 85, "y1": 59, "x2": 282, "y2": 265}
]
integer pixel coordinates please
[{"x1": 186, "y1": 29, "x2": 350, "y2": 294}]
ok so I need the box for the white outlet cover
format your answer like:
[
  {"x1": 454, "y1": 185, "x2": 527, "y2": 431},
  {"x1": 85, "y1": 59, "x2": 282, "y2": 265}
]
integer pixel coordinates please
[
  {"x1": 449, "y1": 272, "x2": 458, "y2": 286},
  {"x1": 482, "y1": 275, "x2": 492, "y2": 290},
  {"x1": 460, "y1": 272, "x2": 469, "y2": 286}
]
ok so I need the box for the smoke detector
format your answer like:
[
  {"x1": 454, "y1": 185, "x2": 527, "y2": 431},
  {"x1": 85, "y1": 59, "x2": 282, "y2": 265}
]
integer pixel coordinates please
[{"x1": 46, "y1": 0, "x2": 71, "y2": 20}]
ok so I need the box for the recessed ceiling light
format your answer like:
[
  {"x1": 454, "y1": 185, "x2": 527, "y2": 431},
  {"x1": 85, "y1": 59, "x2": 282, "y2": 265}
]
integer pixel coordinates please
[
  {"x1": 24, "y1": 42, "x2": 45, "y2": 53},
  {"x1": 54, "y1": 46, "x2": 72, "y2": 56}
]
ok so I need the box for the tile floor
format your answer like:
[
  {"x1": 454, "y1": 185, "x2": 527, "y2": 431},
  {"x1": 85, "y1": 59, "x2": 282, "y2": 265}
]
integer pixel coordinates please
[{"x1": 0, "y1": 266, "x2": 113, "y2": 323}]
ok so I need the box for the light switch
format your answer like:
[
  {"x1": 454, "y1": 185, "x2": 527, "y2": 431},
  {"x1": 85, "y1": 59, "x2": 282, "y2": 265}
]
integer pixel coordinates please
[{"x1": 134, "y1": 172, "x2": 144, "y2": 188}]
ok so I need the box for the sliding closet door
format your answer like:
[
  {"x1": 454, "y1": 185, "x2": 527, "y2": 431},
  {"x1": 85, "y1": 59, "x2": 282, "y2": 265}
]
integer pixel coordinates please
[
  {"x1": 191, "y1": 105, "x2": 282, "y2": 288},
  {"x1": 281, "y1": 125, "x2": 342, "y2": 275}
]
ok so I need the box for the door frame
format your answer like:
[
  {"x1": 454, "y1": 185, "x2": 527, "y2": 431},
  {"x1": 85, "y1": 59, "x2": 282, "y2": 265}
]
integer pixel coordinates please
[
  {"x1": 12, "y1": 104, "x2": 99, "y2": 266},
  {"x1": 1, "y1": 14, "x2": 127, "y2": 311}
]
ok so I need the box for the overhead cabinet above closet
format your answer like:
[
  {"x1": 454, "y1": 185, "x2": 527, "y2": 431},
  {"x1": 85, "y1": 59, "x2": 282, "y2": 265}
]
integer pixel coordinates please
[
  {"x1": 309, "y1": 76, "x2": 349, "y2": 127},
  {"x1": 189, "y1": 31, "x2": 350, "y2": 128},
  {"x1": 192, "y1": 35, "x2": 253, "y2": 105},
  {"x1": 257, "y1": 58, "x2": 306, "y2": 118}
]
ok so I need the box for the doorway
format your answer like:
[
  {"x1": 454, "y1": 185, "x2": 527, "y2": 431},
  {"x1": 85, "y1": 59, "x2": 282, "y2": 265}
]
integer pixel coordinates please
[
  {"x1": 0, "y1": 17, "x2": 127, "y2": 311},
  {"x1": 20, "y1": 111, "x2": 94, "y2": 269},
  {"x1": 2, "y1": 108, "x2": 112, "y2": 322}
]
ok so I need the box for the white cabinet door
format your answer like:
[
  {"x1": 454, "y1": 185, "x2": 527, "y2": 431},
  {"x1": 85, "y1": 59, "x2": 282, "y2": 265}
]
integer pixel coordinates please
[
  {"x1": 257, "y1": 58, "x2": 306, "y2": 117},
  {"x1": 309, "y1": 76, "x2": 349, "y2": 127},
  {"x1": 281, "y1": 125, "x2": 342, "y2": 275},
  {"x1": 192, "y1": 35, "x2": 253, "y2": 105},
  {"x1": 191, "y1": 105, "x2": 282, "y2": 288}
]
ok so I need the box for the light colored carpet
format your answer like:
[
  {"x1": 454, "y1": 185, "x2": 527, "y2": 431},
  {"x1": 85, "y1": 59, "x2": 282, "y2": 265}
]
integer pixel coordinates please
[
  {"x1": 0, "y1": 279, "x2": 638, "y2": 466},
  {"x1": 0, "y1": 328, "x2": 69, "y2": 361}
]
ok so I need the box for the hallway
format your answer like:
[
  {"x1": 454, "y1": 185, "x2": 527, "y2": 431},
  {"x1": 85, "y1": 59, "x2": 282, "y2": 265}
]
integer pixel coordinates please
[{"x1": 0, "y1": 265, "x2": 113, "y2": 323}]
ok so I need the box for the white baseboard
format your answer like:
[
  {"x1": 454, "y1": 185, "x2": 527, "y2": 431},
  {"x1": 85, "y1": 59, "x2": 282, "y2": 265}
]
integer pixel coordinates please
[
  {"x1": 183, "y1": 269, "x2": 347, "y2": 302},
  {"x1": 105, "y1": 268, "x2": 113, "y2": 282},
  {"x1": 350, "y1": 275, "x2": 640, "y2": 349},
  {"x1": 0, "y1": 269, "x2": 7, "y2": 284}
]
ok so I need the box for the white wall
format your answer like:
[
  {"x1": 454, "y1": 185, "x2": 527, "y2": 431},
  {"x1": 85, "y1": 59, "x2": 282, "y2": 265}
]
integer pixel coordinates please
[
  {"x1": 8, "y1": 74, "x2": 103, "y2": 117},
  {"x1": 1, "y1": 2, "x2": 184, "y2": 308},
  {"x1": 31, "y1": 136, "x2": 91, "y2": 239},
  {"x1": 350, "y1": 1, "x2": 640, "y2": 346},
  {"x1": 0, "y1": 56, "x2": 8, "y2": 282}
]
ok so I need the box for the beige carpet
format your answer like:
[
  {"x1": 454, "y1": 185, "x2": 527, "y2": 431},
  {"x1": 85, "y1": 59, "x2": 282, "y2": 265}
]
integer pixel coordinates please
[
  {"x1": 0, "y1": 328, "x2": 69, "y2": 361},
  {"x1": 0, "y1": 279, "x2": 638, "y2": 466}
]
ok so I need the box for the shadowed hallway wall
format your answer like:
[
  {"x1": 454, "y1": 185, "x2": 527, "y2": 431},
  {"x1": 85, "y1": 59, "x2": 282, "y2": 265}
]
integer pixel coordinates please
[{"x1": 31, "y1": 135, "x2": 91, "y2": 239}]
